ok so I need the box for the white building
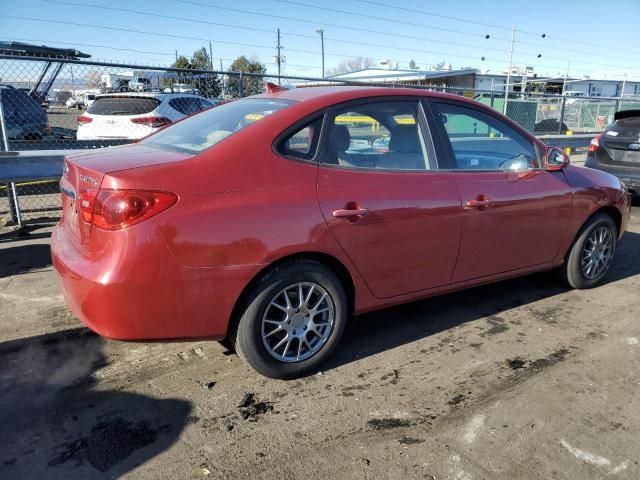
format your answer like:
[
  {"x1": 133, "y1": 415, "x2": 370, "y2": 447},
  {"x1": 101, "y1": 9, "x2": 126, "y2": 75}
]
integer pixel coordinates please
[{"x1": 324, "y1": 66, "x2": 640, "y2": 98}]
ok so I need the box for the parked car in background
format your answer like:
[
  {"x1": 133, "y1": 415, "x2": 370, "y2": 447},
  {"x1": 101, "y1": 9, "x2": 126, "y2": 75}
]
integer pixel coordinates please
[
  {"x1": 65, "y1": 96, "x2": 83, "y2": 109},
  {"x1": 0, "y1": 85, "x2": 48, "y2": 142},
  {"x1": 84, "y1": 93, "x2": 97, "y2": 107},
  {"x1": 585, "y1": 109, "x2": 640, "y2": 198},
  {"x1": 76, "y1": 92, "x2": 214, "y2": 140},
  {"x1": 163, "y1": 83, "x2": 201, "y2": 94},
  {"x1": 129, "y1": 77, "x2": 152, "y2": 92},
  {"x1": 53, "y1": 87, "x2": 630, "y2": 379}
]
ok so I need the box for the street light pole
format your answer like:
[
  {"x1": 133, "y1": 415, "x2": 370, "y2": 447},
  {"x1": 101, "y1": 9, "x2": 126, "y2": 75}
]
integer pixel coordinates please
[
  {"x1": 561, "y1": 61, "x2": 570, "y2": 96},
  {"x1": 276, "y1": 28, "x2": 282, "y2": 84},
  {"x1": 316, "y1": 28, "x2": 325, "y2": 78},
  {"x1": 504, "y1": 25, "x2": 515, "y2": 115}
]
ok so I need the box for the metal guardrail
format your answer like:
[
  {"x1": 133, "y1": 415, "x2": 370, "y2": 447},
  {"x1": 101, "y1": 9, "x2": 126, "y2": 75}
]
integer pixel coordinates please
[
  {"x1": 538, "y1": 133, "x2": 594, "y2": 151},
  {"x1": 0, "y1": 150, "x2": 72, "y2": 228}
]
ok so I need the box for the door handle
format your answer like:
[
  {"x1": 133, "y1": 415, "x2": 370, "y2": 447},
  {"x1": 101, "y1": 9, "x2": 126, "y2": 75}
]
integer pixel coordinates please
[
  {"x1": 332, "y1": 207, "x2": 369, "y2": 218},
  {"x1": 464, "y1": 198, "x2": 494, "y2": 210}
]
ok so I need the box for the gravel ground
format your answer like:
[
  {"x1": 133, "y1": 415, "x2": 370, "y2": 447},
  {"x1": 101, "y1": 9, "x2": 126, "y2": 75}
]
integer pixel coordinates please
[{"x1": 0, "y1": 203, "x2": 638, "y2": 479}]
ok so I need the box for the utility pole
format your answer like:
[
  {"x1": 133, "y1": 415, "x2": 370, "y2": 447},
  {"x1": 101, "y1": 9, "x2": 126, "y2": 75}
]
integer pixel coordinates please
[
  {"x1": 561, "y1": 61, "x2": 570, "y2": 96},
  {"x1": 316, "y1": 28, "x2": 325, "y2": 78},
  {"x1": 208, "y1": 41, "x2": 213, "y2": 70},
  {"x1": 503, "y1": 25, "x2": 515, "y2": 115},
  {"x1": 220, "y1": 58, "x2": 225, "y2": 98},
  {"x1": 276, "y1": 28, "x2": 283, "y2": 84},
  {"x1": 175, "y1": 49, "x2": 178, "y2": 61}
]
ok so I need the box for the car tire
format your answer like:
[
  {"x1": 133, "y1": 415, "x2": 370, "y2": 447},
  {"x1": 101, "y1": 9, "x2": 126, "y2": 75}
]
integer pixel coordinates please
[
  {"x1": 562, "y1": 213, "x2": 617, "y2": 289},
  {"x1": 234, "y1": 260, "x2": 348, "y2": 379}
]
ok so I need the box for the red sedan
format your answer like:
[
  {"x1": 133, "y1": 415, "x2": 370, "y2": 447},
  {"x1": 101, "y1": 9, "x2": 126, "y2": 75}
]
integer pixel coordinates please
[{"x1": 51, "y1": 87, "x2": 631, "y2": 379}]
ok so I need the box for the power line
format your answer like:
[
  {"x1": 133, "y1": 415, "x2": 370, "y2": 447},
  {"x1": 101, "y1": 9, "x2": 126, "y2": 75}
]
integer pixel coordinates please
[
  {"x1": 0, "y1": 35, "x2": 321, "y2": 71},
  {"x1": 174, "y1": 0, "x2": 638, "y2": 70},
  {"x1": 354, "y1": 0, "x2": 517, "y2": 33},
  {"x1": 44, "y1": 0, "x2": 286, "y2": 36},
  {"x1": 316, "y1": 33, "x2": 630, "y2": 72},
  {"x1": 3, "y1": 12, "x2": 636, "y2": 77},
  {"x1": 49, "y1": 0, "x2": 509, "y2": 58},
  {"x1": 274, "y1": 0, "x2": 638, "y2": 66},
  {"x1": 40, "y1": 0, "x2": 638, "y2": 72},
  {"x1": 354, "y1": 0, "x2": 640, "y2": 57},
  {"x1": 2, "y1": 12, "x2": 490, "y2": 66}
]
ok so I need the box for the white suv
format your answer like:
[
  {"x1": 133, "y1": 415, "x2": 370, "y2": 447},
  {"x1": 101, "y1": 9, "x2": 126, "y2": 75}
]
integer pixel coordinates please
[{"x1": 76, "y1": 92, "x2": 214, "y2": 140}]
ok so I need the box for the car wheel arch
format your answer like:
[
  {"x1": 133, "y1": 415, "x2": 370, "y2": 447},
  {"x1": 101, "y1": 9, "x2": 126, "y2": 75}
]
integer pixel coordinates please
[
  {"x1": 563, "y1": 206, "x2": 622, "y2": 263},
  {"x1": 586, "y1": 206, "x2": 622, "y2": 238},
  {"x1": 222, "y1": 251, "x2": 356, "y2": 348}
]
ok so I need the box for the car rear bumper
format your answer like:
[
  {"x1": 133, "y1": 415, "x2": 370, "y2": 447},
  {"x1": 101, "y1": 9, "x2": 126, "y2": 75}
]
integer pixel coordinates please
[
  {"x1": 585, "y1": 156, "x2": 640, "y2": 194},
  {"x1": 51, "y1": 222, "x2": 256, "y2": 341}
]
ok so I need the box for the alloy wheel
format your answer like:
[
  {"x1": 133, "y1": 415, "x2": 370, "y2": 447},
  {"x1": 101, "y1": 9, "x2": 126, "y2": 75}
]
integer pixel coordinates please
[
  {"x1": 261, "y1": 282, "x2": 335, "y2": 363},
  {"x1": 580, "y1": 226, "x2": 614, "y2": 280}
]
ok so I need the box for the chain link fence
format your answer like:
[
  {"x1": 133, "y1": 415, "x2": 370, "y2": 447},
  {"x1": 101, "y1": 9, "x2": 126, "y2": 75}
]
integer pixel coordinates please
[{"x1": 2, "y1": 54, "x2": 640, "y2": 227}]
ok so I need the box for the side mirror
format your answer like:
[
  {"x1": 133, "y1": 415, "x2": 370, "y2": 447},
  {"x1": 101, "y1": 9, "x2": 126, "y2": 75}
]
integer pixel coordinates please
[{"x1": 544, "y1": 147, "x2": 570, "y2": 171}]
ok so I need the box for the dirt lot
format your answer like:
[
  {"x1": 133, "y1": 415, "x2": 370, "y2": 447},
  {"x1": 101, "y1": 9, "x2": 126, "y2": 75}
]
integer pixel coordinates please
[{"x1": 1, "y1": 205, "x2": 639, "y2": 479}]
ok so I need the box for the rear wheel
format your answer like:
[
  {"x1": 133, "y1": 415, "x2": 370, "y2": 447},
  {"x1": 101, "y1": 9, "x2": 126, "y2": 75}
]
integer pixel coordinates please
[
  {"x1": 562, "y1": 213, "x2": 617, "y2": 289},
  {"x1": 234, "y1": 260, "x2": 348, "y2": 379}
]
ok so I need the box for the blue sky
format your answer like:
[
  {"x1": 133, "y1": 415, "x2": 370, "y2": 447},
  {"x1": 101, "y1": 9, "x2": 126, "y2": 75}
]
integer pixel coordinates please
[{"x1": 1, "y1": 0, "x2": 639, "y2": 79}]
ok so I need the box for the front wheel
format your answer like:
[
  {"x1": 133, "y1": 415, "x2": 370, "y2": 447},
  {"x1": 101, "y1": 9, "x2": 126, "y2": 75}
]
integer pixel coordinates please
[
  {"x1": 562, "y1": 213, "x2": 618, "y2": 289},
  {"x1": 233, "y1": 260, "x2": 348, "y2": 379}
]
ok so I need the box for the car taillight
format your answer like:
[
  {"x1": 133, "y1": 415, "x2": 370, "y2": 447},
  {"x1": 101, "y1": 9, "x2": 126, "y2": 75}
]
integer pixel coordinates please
[
  {"x1": 77, "y1": 114, "x2": 93, "y2": 125},
  {"x1": 79, "y1": 189, "x2": 177, "y2": 230},
  {"x1": 130, "y1": 116, "x2": 172, "y2": 128},
  {"x1": 588, "y1": 134, "x2": 601, "y2": 154}
]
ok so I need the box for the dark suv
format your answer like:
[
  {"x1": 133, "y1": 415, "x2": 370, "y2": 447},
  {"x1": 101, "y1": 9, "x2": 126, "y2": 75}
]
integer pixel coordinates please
[
  {"x1": 0, "y1": 85, "x2": 49, "y2": 146},
  {"x1": 585, "y1": 110, "x2": 640, "y2": 198}
]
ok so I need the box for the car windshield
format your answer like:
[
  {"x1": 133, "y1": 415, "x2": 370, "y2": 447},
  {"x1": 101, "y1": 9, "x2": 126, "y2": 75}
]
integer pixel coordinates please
[{"x1": 142, "y1": 98, "x2": 294, "y2": 153}]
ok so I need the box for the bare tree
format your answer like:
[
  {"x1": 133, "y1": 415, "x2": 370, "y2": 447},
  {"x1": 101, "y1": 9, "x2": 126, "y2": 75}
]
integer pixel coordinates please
[
  {"x1": 84, "y1": 69, "x2": 103, "y2": 90},
  {"x1": 325, "y1": 57, "x2": 377, "y2": 77}
]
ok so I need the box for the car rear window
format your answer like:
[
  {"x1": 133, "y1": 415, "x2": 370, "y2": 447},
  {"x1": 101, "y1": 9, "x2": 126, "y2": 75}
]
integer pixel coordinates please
[
  {"x1": 87, "y1": 96, "x2": 160, "y2": 115},
  {"x1": 603, "y1": 114, "x2": 640, "y2": 148},
  {"x1": 142, "y1": 98, "x2": 294, "y2": 153}
]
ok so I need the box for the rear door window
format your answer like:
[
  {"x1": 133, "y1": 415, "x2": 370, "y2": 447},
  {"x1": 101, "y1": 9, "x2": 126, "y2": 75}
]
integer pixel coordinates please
[
  {"x1": 87, "y1": 96, "x2": 160, "y2": 115},
  {"x1": 320, "y1": 101, "x2": 432, "y2": 171}
]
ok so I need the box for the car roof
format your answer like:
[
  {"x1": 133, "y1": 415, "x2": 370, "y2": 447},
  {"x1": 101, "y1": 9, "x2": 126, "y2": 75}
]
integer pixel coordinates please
[{"x1": 253, "y1": 85, "x2": 481, "y2": 107}]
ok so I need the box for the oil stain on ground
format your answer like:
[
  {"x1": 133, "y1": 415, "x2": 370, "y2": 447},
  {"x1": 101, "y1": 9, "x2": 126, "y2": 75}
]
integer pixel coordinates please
[
  {"x1": 506, "y1": 347, "x2": 573, "y2": 371},
  {"x1": 367, "y1": 418, "x2": 412, "y2": 430}
]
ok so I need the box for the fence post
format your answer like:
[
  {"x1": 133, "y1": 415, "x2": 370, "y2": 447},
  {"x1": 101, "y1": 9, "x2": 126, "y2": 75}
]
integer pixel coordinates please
[
  {"x1": 238, "y1": 72, "x2": 244, "y2": 98},
  {"x1": 558, "y1": 96, "x2": 567, "y2": 134},
  {"x1": 490, "y1": 91, "x2": 495, "y2": 109},
  {"x1": 0, "y1": 93, "x2": 22, "y2": 226},
  {"x1": 10, "y1": 182, "x2": 23, "y2": 228},
  {"x1": 615, "y1": 98, "x2": 621, "y2": 114}
]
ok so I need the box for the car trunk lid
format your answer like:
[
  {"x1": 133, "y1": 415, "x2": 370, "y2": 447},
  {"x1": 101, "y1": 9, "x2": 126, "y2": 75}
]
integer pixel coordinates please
[{"x1": 59, "y1": 144, "x2": 192, "y2": 246}]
